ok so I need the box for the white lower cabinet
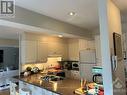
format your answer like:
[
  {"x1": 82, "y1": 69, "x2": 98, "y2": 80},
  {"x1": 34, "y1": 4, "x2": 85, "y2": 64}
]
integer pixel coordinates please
[
  {"x1": 45, "y1": 90, "x2": 52, "y2": 95},
  {"x1": 64, "y1": 70, "x2": 80, "y2": 79},
  {"x1": 32, "y1": 86, "x2": 43, "y2": 95},
  {"x1": 19, "y1": 81, "x2": 60, "y2": 95},
  {"x1": 64, "y1": 69, "x2": 71, "y2": 78},
  {"x1": 71, "y1": 70, "x2": 80, "y2": 79}
]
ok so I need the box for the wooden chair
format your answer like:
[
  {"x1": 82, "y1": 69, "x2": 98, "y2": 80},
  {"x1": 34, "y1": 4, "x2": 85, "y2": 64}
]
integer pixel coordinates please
[{"x1": 10, "y1": 81, "x2": 19, "y2": 95}]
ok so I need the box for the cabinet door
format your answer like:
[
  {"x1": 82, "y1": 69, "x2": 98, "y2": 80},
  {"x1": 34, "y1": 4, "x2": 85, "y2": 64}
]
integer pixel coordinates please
[
  {"x1": 19, "y1": 81, "x2": 28, "y2": 89},
  {"x1": 95, "y1": 35, "x2": 102, "y2": 66},
  {"x1": 48, "y1": 43, "x2": 68, "y2": 60},
  {"x1": 64, "y1": 69, "x2": 71, "y2": 78},
  {"x1": 71, "y1": 70, "x2": 80, "y2": 79},
  {"x1": 37, "y1": 42, "x2": 48, "y2": 63},
  {"x1": 32, "y1": 86, "x2": 43, "y2": 95},
  {"x1": 87, "y1": 40, "x2": 95, "y2": 50},
  {"x1": 68, "y1": 39, "x2": 79, "y2": 61},
  {"x1": 79, "y1": 39, "x2": 88, "y2": 51},
  {"x1": 21, "y1": 41, "x2": 37, "y2": 64},
  {"x1": 79, "y1": 39, "x2": 95, "y2": 50}
]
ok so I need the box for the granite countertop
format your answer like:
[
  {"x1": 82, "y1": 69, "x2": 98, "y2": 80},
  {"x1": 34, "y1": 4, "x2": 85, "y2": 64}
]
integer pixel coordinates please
[{"x1": 17, "y1": 74, "x2": 81, "y2": 95}]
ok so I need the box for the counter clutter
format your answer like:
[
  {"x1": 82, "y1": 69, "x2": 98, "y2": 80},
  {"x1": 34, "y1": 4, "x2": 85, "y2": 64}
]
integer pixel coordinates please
[
  {"x1": 16, "y1": 73, "x2": 104, "y2": 95},
  {"x1": 18, "y1": 74, "x2": 81, "y2": 95},
  {"x1": 18, "y1": 64, "x2": 104, "y2": 95}
]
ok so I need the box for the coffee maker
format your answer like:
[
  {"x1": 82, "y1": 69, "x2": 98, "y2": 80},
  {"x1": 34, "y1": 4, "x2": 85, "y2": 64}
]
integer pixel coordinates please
[{"x1": 92, "y1": 66, "x2": 103, "y2": 84}]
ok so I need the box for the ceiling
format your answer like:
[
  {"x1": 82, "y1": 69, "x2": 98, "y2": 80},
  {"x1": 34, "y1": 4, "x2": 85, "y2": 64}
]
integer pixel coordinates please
[
  {"x1": 15, "y1": 0, "x2": 99, "y2": 30},
  {"x1": 0, "y1": 0, "x2": 127, "y2": 40},
  {"x1": 0, "y1": 26, "x2": 20, "y2": 40},
  {"x1": 15, "y1": 0, "x2": 127, "y2": 31},
  {"x1": 1, "y1": 0, "x2": 99, "y2": 40},
  {"x1": 113, "y1": 0, "x2": 127, "y2": 11},
  {"x1": 0, "y1": 26, "x2": 80, "y2": 40}
]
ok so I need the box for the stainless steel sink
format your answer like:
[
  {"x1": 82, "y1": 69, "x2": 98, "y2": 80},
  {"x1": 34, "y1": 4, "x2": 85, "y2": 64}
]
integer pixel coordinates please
[{"x1": 40, "y1": 75, "x2": 64, "y2": 81}]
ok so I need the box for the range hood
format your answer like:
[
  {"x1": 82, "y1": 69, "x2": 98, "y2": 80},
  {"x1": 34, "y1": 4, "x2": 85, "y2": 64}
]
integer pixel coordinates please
[{"x1": 48, "y1": 54, "x2": 62, "y2": 57}]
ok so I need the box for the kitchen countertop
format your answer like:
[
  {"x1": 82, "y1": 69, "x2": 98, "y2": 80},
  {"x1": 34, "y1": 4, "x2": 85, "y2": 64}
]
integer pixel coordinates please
[{"x1": 17, "y1": 74, "x2": 81, "y2": 95}]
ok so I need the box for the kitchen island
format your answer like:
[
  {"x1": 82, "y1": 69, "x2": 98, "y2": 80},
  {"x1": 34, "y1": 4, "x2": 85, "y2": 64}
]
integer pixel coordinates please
[{"x1": 18, "y1": 74, "x2": 81, "y2": 95}]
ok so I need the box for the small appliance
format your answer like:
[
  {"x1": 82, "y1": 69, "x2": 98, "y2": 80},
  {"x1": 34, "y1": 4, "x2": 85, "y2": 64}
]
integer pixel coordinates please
[
  {"x1": 72, "y1": 61, "x2": 79, "y2": 69},
  {"x1": 58, "y1": 61, "x2": 72, "y2": 70},
  {"x1": 92, "y1": 66, "x2": 103, "y2": 84}
]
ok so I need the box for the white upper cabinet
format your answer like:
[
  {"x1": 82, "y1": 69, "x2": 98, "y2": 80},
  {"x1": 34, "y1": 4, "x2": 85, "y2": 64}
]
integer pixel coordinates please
[
  {"x1": 95, "y1": 35, "x2": 102, "y2": 66},
  {"x1": 21, "y1": 40, "x2": 48, "y2": 64},
  {"x1": 48, "y1": 42, "x2": 68, "y2": 60},
  {"x1": 37, "y1": 42, "x2": 48, "y2": 63},
  {"x1": 68, "y1": 39, "x2": 95, "y2": 61},
  {"x1": 21, "y1": 40, "x2": 37, "y2": 64},
  {"x1": 68, "y1": 39, "x2": 79, "y2": 61},
  {"x1": 79, "y1": 39, "x2": 95, "y2": 51}
]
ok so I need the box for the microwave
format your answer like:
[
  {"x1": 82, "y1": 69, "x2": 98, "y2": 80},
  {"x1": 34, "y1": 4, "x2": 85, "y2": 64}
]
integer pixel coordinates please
[{"x1": 72, "y1": 61, "x2": 79, "y2": 69}]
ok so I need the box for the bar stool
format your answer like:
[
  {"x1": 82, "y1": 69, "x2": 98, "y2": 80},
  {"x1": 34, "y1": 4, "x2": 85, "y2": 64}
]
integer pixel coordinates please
[
  {"x1": 10, "y1": 82, "x2": 19, "y2": 95},
  {"x1": 19, "y1": 88, "x2": 31, "y2": 95}
]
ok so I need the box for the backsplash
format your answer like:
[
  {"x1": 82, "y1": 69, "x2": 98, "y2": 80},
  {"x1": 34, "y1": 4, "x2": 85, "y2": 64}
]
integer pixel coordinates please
[{"x1": 21, "y1": 57, "x2": 62, "y2": 71}]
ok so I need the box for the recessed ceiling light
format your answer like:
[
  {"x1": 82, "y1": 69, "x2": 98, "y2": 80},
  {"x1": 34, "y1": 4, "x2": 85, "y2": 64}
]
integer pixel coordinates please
[
  {"x1": 58, "y1": 35, "x2": 63, "y2": 38},
  {"x1": 69, "y1": 12, "x2": 76, "y2": 16}
]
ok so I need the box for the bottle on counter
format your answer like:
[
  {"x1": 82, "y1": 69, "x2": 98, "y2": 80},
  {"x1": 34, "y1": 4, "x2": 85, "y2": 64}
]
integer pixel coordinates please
[
  {"x1": 80, "y1": 78, "x2": 84, "y2": 88},
  {"x1": 80, "y1": 78, "x2": 87, "y2": 92},
  {"x1": 94, "y1": 84, "x2": 99, "y2": 95}
]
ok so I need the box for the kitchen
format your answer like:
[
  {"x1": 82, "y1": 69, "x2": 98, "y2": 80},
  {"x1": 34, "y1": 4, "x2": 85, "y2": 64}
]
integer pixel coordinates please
[
  {"x1": 0, "y1": 0, "x2": 126, "y2": 95},
  {"x1": 18, "y1": 32, "x2": 103, "y2": 95}
]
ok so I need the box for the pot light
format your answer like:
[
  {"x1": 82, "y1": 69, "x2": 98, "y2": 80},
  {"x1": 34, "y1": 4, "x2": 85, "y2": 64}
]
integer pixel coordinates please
[
  {"x1": 58, "y1": 35, "x2": 63, "y2": 38},
  {"x1": 69, "y1": 12, "x2": 76, "y2": 16}
]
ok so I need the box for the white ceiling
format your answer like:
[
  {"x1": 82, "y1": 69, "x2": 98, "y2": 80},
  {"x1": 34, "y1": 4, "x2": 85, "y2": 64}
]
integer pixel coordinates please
[
  {"x1": 15, "y1": 0, "x2": 99, "y2": 30},
  {"x1": 0, "y1": 26, "x2": 20, "y2": 40},
  {"x1": 0, "y1": 26, "x2": 80, "y2": 40},
  {"x1": 1, "y1": 0, "x2": 126, "y2": 40},
  {"x1": 113, "y1": 0, "x2": 127, "y2": 11},
  {"x1": 15, "y1": 0, "x2": 127, "y2": 31}
]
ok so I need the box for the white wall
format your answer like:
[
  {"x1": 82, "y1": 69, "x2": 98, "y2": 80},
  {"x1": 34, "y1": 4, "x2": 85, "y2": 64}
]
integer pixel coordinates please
[
  {"x1": 122, "y1": 19, "x2": 127, "y2": 71},
  {"x1": 122, "y1": 23, "x2": 127, "y2": 33},
  {"x1": 22, "y1": 57, "x2": 61, "y2": 71},
  {"x1": 98, "y1": 0, "x2": 126, "y2": 95},
  {"x1": 0, "y1": 39, "x2": 19, "y2": 47}
]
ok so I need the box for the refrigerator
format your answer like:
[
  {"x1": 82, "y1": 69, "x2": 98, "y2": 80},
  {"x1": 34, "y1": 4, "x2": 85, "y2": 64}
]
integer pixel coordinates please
[{"x1": 79, "y1": 50, "x2": 96, "y2": 82}]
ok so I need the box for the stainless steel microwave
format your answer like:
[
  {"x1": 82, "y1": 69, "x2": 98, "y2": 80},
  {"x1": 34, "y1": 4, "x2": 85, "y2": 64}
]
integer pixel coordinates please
[{"x1": 72, "y1": 62, "x2": 79, "y2": 69}]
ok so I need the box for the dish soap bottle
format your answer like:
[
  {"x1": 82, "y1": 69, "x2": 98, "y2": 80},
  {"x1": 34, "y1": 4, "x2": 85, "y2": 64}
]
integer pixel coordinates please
[{"x1": 94, "y1": 84, "x2": 99, "y2": 95}]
